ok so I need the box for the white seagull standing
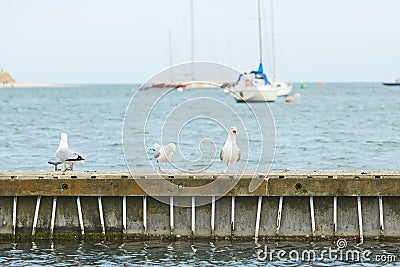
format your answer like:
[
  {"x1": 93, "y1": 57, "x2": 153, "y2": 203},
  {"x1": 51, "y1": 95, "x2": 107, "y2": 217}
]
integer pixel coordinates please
[
  {"x1": 220, "y1": 126, "x2": 240, "y2": 172},
  {"x1": 151, "y1": 143, "x2": 176, "y2": 172},
  {"x1": 55, "y1": 133, "x2": 85, "y2": 172}
]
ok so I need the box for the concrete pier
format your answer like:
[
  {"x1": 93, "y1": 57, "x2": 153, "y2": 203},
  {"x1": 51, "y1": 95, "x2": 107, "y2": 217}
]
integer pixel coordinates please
[{"x1": 0, "y1": 170, "x2": 399, "y2": 241}]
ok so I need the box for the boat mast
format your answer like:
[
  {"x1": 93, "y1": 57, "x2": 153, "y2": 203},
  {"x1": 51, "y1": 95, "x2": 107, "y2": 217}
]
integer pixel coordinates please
[
  {"x1": 257, "y1": 0, "x2": 263, "y2": 65},
  {"x1": 169, "y1": 29, "x2": 173, "y2": 67},
  {"x1": 169, "y1": 29, "x2": 174, "y2": 82},
  {"x1": 190, "y1": 0, "x2": 194, "y2": 80},
  {"x1": 270, "y1": 0, "x2": 276, "y2": 81}
]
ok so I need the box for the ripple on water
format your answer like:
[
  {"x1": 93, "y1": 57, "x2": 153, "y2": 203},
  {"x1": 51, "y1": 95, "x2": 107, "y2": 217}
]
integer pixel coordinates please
[{"x1": 0, "y1": 240, "x2": 398, "y2": 266}]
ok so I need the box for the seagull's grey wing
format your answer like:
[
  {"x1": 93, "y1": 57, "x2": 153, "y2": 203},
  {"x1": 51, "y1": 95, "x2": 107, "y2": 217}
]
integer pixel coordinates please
[
  {"x1": 237, "y1": 149, "x2": 240, "y2": 162},
  {"x1": 220, "y1": 149, "x2": 224, "y2": 161},
  {"x1": 56, "y1": 148, "x2": 79, "y2": 161},
  {"x1": 164, "y1": 145, "x2": 174, "y2": 154},
  {"x1": 165, "y1": 143, "x2": 173, "y2": 152}
]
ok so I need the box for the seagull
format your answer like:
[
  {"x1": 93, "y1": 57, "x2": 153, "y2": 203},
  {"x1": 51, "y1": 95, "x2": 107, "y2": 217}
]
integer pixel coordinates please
[
  {"x1": 150, "y1": 143, "x2": 176, "y2": 172},
  {"x1": 220, "y1": 126, "x2": 240, "y2": 172},
  {"x1": 55, "y1": 133, "x2": 85, "y2": 172}
]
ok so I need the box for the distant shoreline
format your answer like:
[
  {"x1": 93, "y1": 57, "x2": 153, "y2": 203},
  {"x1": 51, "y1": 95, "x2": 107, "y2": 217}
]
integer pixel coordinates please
[{"x1": 0, "y1": 83, "x2": 76, "y2": 88}]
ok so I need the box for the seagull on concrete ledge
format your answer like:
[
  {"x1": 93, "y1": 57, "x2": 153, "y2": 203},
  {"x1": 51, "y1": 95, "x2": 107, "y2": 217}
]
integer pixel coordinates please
[
  {"x1": 220, "y1": 126, "x2": 240, "y2": 172},
  {"x1": 150, "y1": 143, "x2": 176, "y2": 172},
  {"x1": 56, "y1": 133, "x2": 85, "y2": 173}
]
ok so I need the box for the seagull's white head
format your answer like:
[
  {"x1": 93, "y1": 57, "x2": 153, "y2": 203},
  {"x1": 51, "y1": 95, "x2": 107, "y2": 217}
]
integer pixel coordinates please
[
  {"x1": 58, "y1": 132, "x2": 69, "y2": 150},
  {"x1": 61, "y1": 133, "x2": 68, "y2": 140},
  {"x1": 230, "y1": 126, "x2": 238, "y2": 136}
]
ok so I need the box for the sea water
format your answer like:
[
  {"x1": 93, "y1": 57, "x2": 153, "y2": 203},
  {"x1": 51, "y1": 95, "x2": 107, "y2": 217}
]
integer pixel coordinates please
[
  {"x1": 0, "y1": 83, "x2": 399, "y2": 172},
  {"x1": 0, "y1": 240, "x2": 398, "y2": 266},
  {"x1": 0, "y1": 83, "x2": 399, "y2": 265}
]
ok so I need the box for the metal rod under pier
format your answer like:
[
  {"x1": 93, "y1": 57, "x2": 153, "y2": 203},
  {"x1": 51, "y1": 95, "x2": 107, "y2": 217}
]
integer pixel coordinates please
[
  {"x1": 170, "y1": 196, "x2": 174, "y2": 234},
  {"x1": 32, "y1": 196, "x2": 41, "y2": 236},
  {"x1": 378, "y1": 196, "x2": 384, "y2": 234},
  {"x1": 211, "y1": 196, "x2": 216, "y2": 236},
  {"x1": 12, "y1": 196, "x2": 17, "y2": 236},
  {"x1": 191, "y1": 196, "x2": 195, "y2": 236},
  {"x1": 143, "y1": 196, "x2": 147, "y2": 235},
  {"x1": 98, "y1": 196, "x2": 105, "y2": 236},
  {"x1": 333, "y1": 196, "x2": 337, "y2": 235},
  {"x1": 122, "y1": 196, "x2": 127, "y2": 234},
  {"x1": 50, "y1": 197, "x2": 57, "y2": 237},
  {"x1": 255, "y1": 196, "x2": 262, "y2": 240},
  {"x1": 231, "y1": 196, "x2": 235, "y2": 234},
  {"x1": 276, "y1": 196, "x2": 283, "y2": 235},
  {"x1": 357, "y1": 196, "x2": 363, "y2": 243},
  {"x1": 76, "y1": 196, "x2": 84, "y2": 235},
  {"x1": 333, "y1": 175, "x2": 338, "y2": 236},
  {"x1": 310, "y1": 196, "x2": 316, "y2": 237}
]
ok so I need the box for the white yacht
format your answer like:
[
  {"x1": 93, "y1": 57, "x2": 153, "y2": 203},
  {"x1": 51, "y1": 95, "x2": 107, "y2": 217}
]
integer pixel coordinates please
[
  {"x1": 229, "y1": 0, "x2": 278, "y2": 102},
  {"x1": 230, "y1": 65, "x2": 278, "y2": 102}
]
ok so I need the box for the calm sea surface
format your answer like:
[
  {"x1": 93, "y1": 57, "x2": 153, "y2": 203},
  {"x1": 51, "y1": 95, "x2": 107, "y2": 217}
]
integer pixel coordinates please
[
  {"x1": 0, "y1": 83, "x2": 399, "y2": 172},
  {"x1": 0, "y1": 83, "x2": 399, "y2": 265},
  {"x1": 0, "y1": 240, "x2": 399, "y2": 266}
]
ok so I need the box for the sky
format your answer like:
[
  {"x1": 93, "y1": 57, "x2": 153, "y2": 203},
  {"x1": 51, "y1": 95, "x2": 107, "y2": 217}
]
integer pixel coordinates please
[{"x1": 1, "y1": 0, "x2": 399, "y2": 83}]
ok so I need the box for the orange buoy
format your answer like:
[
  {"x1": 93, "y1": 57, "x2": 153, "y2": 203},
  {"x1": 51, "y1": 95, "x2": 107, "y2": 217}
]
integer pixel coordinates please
[
  {"x1": 318, "y1": 82, "x2": 323, "y2": 86},
  {"x1": 285, "y1": 96, "x2": 294, "y2": 103}
]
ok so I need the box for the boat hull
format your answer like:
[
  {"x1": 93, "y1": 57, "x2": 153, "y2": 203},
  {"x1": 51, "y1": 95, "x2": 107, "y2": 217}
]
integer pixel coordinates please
[
  {"x1": 383, "y1": 83, "x2": 400, "y2": 86},
  {"x1": 230, "y1": 74, "x2": 278, "y2": 102},
  {"x1": 231, "y1": 89, "x2": 278, "y2": 102},
  {"x1": 383, "y1": 79, "x2": 400, "y2": 86},
  {"x1": 230, "y1": 83, "x2": 278, "y2": 102}
]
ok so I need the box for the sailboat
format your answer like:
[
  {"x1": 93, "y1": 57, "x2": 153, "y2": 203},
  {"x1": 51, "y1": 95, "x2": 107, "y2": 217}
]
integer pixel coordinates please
[
  {"x1": 146, "y1": 29, "x2": 184, "y2": 89},
  {"x1": 268, "y1": 0, "x2": 292, "y2": 96},
  {"x1": 148, "y1": 0, "x2": 216, "y2": 90},
  {"x1": 229, "y1": 0, "x2": 278, "y2": 102},
  {"x1": 382, "y1": 78, "x2": 400, "y2": 86}
]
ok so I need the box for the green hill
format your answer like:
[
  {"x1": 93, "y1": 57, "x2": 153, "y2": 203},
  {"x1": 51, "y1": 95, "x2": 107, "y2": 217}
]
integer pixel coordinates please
[{"x1": 0, "y1": 70, "x2": 16, "y2": 84}]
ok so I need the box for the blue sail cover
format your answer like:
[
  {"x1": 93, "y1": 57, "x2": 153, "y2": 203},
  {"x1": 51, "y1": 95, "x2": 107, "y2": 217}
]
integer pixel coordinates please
[
  {"x1": 258, "y1": 63, "x2": 264, "y2": 73},
  {"x1": 250, "y1": 63, "x2": 269, "y2": 85}
]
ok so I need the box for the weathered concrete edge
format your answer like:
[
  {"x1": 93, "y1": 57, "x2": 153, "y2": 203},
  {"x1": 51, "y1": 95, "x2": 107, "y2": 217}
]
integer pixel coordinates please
[{"x1": 0, "y1": 174, "x2": 399, "y2": 196}]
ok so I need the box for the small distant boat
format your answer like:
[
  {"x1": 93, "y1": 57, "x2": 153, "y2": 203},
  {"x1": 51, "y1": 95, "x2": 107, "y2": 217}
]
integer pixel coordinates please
[
  {"x1": 383, "y1": 78, "x2": 400, "y2": 86},
  {"x1": 147, "y1": 83, "x2": 184, "y2": 89}
]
